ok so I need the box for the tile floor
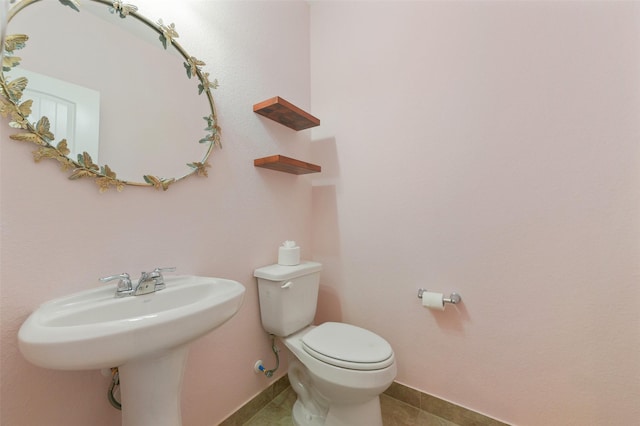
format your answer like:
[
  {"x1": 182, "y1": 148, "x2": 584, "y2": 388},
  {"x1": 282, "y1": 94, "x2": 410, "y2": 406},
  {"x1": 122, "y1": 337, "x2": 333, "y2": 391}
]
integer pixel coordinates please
[{"x1": 243, "y1": 386, "x2": 459, "y2": 426}]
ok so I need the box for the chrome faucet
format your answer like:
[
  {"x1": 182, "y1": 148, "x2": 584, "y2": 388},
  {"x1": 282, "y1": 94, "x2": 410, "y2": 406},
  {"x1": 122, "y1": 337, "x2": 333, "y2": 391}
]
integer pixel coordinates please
[
  {"x1": 99, "y1": 267, "x2": 176, "y2": 297},
  {"x1": 135, "y1": 267, "x2": 176, "y2": 295}
]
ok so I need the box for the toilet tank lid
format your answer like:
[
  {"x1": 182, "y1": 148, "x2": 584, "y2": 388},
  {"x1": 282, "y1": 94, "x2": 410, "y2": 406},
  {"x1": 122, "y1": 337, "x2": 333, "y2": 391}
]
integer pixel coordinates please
[{"x1": 254, "y1": 261, "x2": 322, "y2": 280}]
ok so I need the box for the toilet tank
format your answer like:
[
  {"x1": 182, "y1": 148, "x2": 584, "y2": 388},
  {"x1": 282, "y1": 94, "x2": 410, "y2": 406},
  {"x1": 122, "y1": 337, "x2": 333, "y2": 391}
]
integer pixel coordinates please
[{"x1": 254, "y1": 261, "x2": 322, "y2": 336}]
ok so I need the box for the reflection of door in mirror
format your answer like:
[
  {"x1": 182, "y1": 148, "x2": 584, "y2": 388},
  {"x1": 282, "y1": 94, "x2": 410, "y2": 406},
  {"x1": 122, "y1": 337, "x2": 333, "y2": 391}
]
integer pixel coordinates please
[
  {"x1": 8, "y1": 0, "x2": 215, "y2": 184},
  {"x1": 18, "y1": 68, "x2": 100, "y2": 162}
]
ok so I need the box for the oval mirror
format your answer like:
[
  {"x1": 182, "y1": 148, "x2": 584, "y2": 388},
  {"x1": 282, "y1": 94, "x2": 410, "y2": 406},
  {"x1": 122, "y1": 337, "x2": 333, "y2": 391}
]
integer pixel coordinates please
[{"x1": 1, "y1": 0, "x2": 220, "y2": 191}]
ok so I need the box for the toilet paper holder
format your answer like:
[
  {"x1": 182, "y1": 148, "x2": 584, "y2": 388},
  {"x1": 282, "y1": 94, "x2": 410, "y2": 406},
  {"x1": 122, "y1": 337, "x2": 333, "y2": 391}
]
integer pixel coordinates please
[{"x1": 417, "y1": 289, "x2": 461, "y2": 305}]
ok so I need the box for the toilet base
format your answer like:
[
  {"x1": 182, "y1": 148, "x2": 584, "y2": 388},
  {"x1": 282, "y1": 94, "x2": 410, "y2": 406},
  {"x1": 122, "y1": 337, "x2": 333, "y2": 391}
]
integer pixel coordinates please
[
  {"x1": 292, "y1": 396, "x2": 383, "y2": 426},
  {"x1": 292, "y1": 399, "x2": 325, "y2": 426},
  {"x1": 324, "y1": 397, "x2": 383, "y2": 426}
]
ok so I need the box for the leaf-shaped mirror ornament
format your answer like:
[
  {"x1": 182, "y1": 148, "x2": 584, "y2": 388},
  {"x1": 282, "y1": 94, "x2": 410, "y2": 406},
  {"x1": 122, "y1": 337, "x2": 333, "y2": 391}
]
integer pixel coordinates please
[{"x1": 0, "y1": 0, "x2": 220, "y2": 192}]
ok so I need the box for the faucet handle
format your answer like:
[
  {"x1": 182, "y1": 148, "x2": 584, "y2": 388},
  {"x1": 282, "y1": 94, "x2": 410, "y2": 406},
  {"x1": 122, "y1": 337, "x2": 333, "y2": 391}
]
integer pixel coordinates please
[
  {"x1": 153, "y1": 267, "x2": 176, "y2": 274},
  {"x1": 99, "y1": 272, "x2": 130, "y2": 283},
  {"x1": 150, "y1": 267, "x2": 176, "y2": 290},
  {"x1": 99, "y1": 273, "x2": 133, "y2": 297}
]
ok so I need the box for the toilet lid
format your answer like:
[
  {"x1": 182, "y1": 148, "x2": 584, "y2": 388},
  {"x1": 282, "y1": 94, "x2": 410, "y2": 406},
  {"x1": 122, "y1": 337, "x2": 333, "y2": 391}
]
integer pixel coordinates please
[{"x1": 302, "y1": 322, "x2": 394, "y2": 371}]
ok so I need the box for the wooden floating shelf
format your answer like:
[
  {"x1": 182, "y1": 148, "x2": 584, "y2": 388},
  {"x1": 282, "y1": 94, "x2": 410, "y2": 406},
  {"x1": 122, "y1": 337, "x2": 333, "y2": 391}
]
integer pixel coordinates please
[
  {"x1": 254, "y1": 155, "x2": 321, "y2": 175},
  {"x1": 253, "y1": 96, "x2": 320, "y2": 131}
]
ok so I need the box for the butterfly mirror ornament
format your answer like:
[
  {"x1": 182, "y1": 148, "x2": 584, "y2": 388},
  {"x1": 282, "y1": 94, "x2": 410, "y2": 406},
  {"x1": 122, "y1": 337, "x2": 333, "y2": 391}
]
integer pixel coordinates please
[{"x1": 0, "y1": 0, "x2": 220, "y2": 192}]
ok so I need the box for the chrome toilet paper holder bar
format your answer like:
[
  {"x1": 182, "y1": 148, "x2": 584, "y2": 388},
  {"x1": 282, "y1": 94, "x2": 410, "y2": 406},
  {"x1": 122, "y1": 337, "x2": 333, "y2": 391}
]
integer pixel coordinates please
[{"x1": 417, "y1": 289, "x2": 462, "y2": 305}]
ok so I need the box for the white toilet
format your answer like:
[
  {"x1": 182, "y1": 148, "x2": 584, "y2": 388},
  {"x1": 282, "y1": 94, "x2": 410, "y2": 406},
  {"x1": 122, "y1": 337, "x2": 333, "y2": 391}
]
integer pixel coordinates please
[{"x1": 254, "y1": 261, "x2": 397, "y2": 426}]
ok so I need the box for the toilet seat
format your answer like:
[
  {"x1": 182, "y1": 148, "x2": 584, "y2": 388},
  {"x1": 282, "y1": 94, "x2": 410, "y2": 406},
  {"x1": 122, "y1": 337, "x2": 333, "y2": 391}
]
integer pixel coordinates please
[{"x1": 301, "y1": 322, "x2": 394, "y2": 371}]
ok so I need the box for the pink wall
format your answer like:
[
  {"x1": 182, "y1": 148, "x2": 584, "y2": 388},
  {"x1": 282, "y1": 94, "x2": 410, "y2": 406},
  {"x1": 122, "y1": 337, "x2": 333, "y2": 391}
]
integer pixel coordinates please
[
  {"x1": 1, "y1": 1, "x2": 310, "y2": 425},
  {"x1": 310, "y1": 1, "x2": 640, "y2": 425}
]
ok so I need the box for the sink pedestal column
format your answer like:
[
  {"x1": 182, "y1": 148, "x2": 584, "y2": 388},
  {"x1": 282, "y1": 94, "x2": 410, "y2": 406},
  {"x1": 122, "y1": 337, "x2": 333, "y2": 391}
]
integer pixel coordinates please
[{"x1": 118, "y1": 345, "x2": 189, "y2": 426}]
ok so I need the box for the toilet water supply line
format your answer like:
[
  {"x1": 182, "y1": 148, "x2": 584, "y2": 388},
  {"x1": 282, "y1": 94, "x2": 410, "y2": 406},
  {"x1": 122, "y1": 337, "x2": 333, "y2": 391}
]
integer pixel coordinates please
[{"x1": 257, "y1": 334, "x2": 280, "y2": 378}]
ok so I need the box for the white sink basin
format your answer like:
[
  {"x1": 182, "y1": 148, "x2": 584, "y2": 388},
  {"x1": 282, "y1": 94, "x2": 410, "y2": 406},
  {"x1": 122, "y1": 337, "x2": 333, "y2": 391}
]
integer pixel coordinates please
[
  {"x1": 18, "y1": 275, "x2": 245, "y2": 426},
  {"x1": 19, "y1": 275, "x2": 245, "y2": 370}
]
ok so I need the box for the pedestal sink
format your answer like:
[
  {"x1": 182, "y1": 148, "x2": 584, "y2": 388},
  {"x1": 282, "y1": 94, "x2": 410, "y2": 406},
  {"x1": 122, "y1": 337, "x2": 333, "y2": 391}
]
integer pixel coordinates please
[{"x1": 18, "y1": 275, "x2": 245, "y2": 426}]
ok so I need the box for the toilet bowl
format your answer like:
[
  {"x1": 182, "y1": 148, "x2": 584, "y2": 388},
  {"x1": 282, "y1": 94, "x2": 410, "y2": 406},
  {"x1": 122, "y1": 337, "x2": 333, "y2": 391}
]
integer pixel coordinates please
[
  {"x1": 254, "y1": 262, "x2": 397, "y2": 426},
  {"x1": 284, "y1": 323, "x2": 396, "y2": 426}
]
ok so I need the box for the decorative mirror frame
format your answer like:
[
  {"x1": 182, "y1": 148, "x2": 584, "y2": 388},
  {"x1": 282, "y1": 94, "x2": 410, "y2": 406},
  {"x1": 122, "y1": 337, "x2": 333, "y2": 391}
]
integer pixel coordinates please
[{"x1": 0, "y1": 0, "x2": 221, "y2": 192}]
